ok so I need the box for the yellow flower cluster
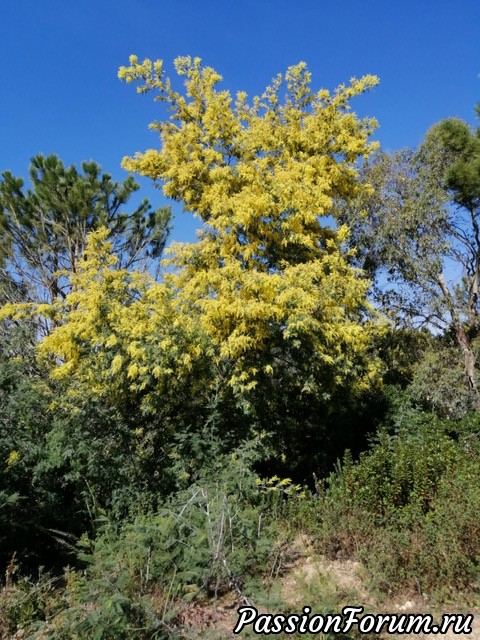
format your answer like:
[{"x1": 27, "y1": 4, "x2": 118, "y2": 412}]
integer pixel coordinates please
[
  {"x1": 118, "y1": 57, "x2": 381, "y2": 394},
  {"x1": 1, "y1": 58, "x2": 383, "y2": 412}
]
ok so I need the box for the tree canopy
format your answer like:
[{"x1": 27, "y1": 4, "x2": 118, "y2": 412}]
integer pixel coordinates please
[
  {"x1": 117, "y1": 56, "x2": 381, "y2": 396},
  {"x1": 0, "y1": 58, "x2": 384, "y2": 485},
  {"x1": 0, "y1": 154, "x2": 171, "y2": 309},
  {"x1": 337, "y1": 110, "x2": 480, "y2": 389}
]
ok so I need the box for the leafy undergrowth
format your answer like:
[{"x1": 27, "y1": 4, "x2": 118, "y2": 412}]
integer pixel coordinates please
[
  {"x1": 4, "y1": 537, "x2": 478, "y2": 640},
  {"x1": 312, "y1": 414, "x2": 480, "y2": 602},
  {"x1": 0, "y1": 436, "x2": 296, "y2": 639},
  {"x1": 2, "y1": 415, "x2": 480, "y2": 639}
]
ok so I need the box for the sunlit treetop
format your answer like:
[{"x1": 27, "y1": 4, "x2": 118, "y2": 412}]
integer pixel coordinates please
[
  {"x1": 1, "y1": 59, "x2": 382, "y2": 404},
  {"x1": 119, "y1": 56, "x2": 379, "y2": 273},
  {"x1": 117, "y1": 56, "x2": 381, "y2": 393}
]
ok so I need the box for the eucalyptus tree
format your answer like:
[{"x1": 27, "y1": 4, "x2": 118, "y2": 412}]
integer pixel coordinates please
[{"x1": 337, "y1": 108, "x2": 480, "y2": 388}]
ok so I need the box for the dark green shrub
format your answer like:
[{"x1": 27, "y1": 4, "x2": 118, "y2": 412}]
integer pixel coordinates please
[
  {"x1": 0, "y1": 561, "x2": 61, "y2": 640},
  {"x1": 315, "y1": 414, "x2": 480, "y2": 598},
  {"x1": 12, "y1": 436, "x2": 283, "y2": 639}
]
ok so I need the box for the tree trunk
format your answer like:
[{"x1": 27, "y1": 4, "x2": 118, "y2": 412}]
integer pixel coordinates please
[
  {"x1": 437, "y1": 273, "x2": 477, "y2": 389},
  {"x1": 455, "y1": 324, "x2": 477, "y2": 390}
]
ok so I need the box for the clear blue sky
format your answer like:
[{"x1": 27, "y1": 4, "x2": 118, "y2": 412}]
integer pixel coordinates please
[{"x1": 1, "y1": 0, "x2": 479, "y2": 243}]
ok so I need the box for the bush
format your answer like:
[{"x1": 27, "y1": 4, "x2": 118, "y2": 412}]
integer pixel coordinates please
[
  {"x1": 7, "y1": 435, "x2": 285, "y2": 639},
  {"x1": 315, "y1": 413, "x2": 480, "y2": 598},
  {"x1": 0, "y1": 560, "x2": 62, "y2": 639},
  {"x1": 408, "y1": 342, "x2": 479, "y2": 419}
]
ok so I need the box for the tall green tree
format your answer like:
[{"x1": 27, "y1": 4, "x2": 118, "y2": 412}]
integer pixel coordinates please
[
  {"x1": 337, "y1": 108, "x2": 480, "y2": 389},
  {"x1": 0, "y1": 154, "x2": 171, "y2": 310}
]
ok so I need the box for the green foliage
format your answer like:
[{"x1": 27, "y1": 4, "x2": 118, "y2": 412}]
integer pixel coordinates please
[
  {"x1": 0, "y1": 345, "x2": 170, "y2": 571},
  {"x1": 0, "y1": 154, "x2": 171, "y2": 307},
  {"x1": 90, "y1": 483, "x2": 269, "y2": 602},
  {"x1": 6, "y1": 436, "x2": 284, "y2": 639},
  {"x1": 408, "y1": 338, "x2": 479, "y2": 419},
  {"x1": 0, "y1": 356, "x2": 76, "y2": 571},
  {"x1": 326, "y1": 422, "x2": 459, "y2": 519},
  {"x1": 352, "y1": 452, "x2": 480, "y2": 599},
  {"x1": 0, "y1": 561, "x2": 63, "y2": 640},
  {"x1": 337, "y1": 108, "x2": 480, "y2": 388},
  {"x1": 373, "y1": 327, "x2": 431, "y2": 387},
  {"x1": 430, "y1": 116, "x2": 480, "y2": 211},
  {"x1": 315, "y1": 410, "x2": 480, "y2": 597}
]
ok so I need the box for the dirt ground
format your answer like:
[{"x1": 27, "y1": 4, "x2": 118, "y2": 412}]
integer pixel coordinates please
[{"x1": 179, "y1": 535, "x2": 479, "y2": 639}]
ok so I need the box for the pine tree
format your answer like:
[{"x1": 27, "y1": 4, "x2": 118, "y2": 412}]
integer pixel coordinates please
[{"x1": 0, "y1": 154, "x2": 171, "y2": 309}]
